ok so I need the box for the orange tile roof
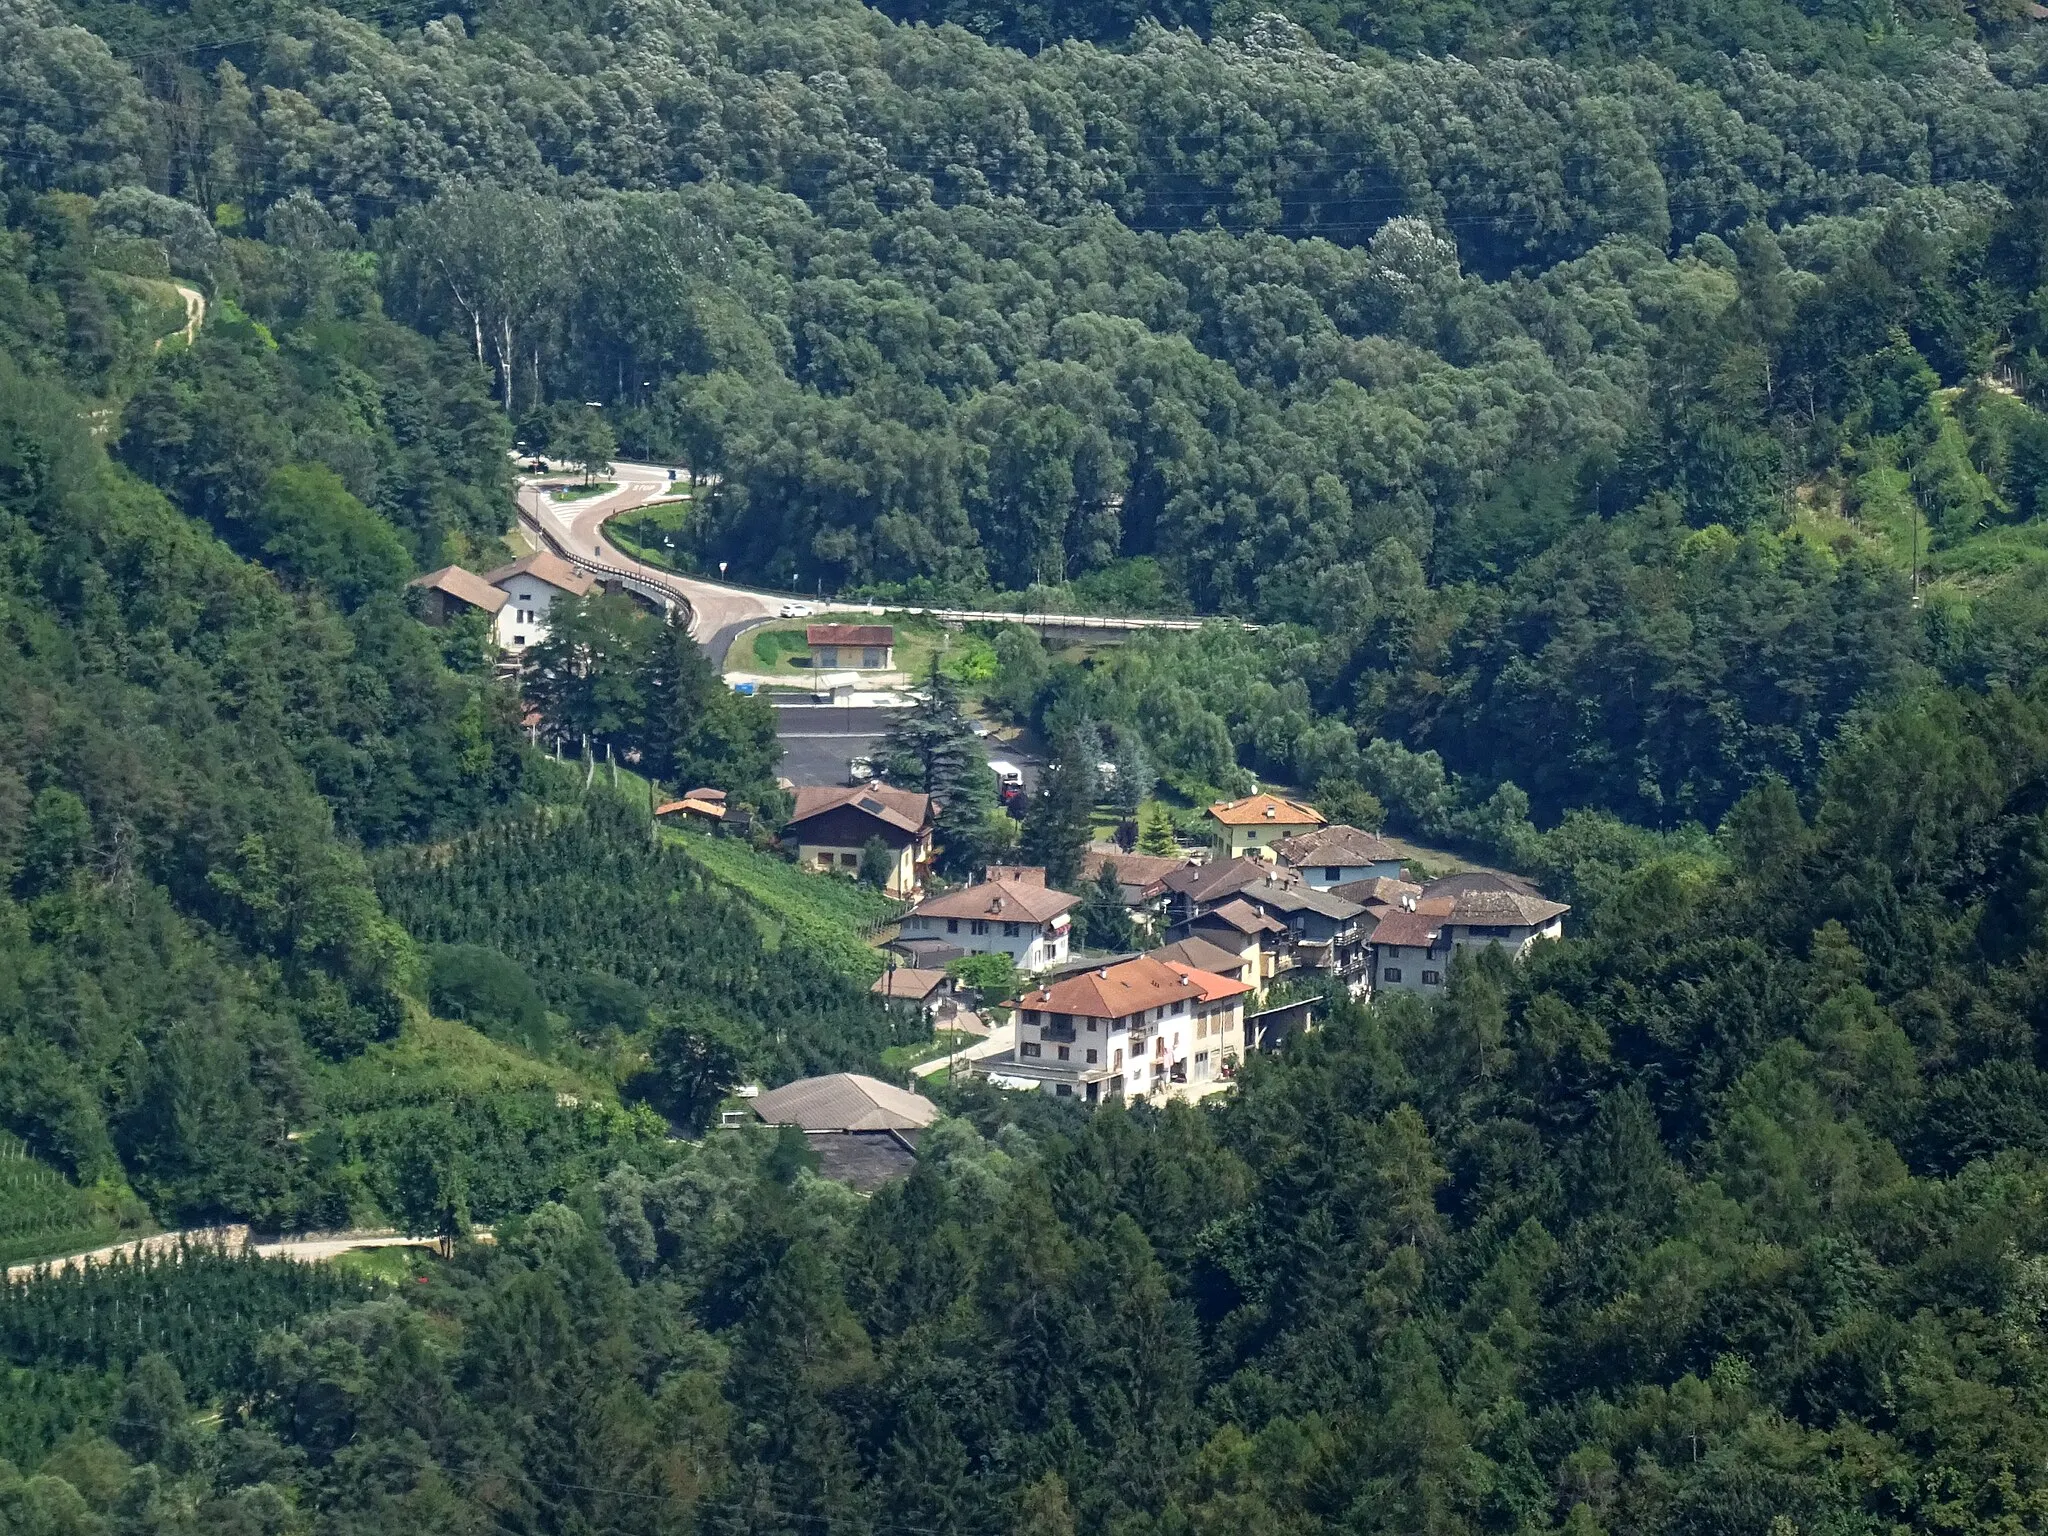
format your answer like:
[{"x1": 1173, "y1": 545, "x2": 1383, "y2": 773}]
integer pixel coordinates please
[
  {"x1": 1208, "y1": 793, "x2": 1326, "y2": 828},
  {"x1": 1018, "y1": 955, "x2": 1246, "y2": 1019}
]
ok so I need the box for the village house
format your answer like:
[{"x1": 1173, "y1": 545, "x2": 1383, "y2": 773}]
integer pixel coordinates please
[
  {"x1": 1274, "y1": 824, "x2": 1406, "y2": 889},
  {"x1": 783, "y1": 783, "x2": 936, "y2": 899},
  {"x1": 1365, "y1": 872, "x2": 1569, "y2": 995},
  {"x1": 807, "y1": 623, "x2": 895, "y2": 670},
  {"x1": 1078, "y1": 848, "x2": 1198, "y2": 939},
  {"x1": 749, "y1": 1073, "x2": 936, "y2": 1190},
  {"x1": 994, "y1": 955, "x2": 1250, "y2": 1104},
  {"x1": 656, "y1": 787, "x2": 727, "y2": 828},
  {"x1": 408, "y1": 565, "x2": 508, "y2": 626},
  {"x1": 1162, "y1": 857, "x2": 1370, "y2": 992},
  {"x1": 479, "y1": 551, "x2": 595, "y2": 650},
  {"x1": 899, "y1": 869, "x2": 1078, "y2": 971},
  {"x1": 870, "y1": 968, "x2": 963, "y2": 1023},
  {"x1": 1206, "y1": 793, "x2": 1325, "y2": 861},
  {"x1": 1148, "y1": 935, "x2": 1255, "y2": 987}
]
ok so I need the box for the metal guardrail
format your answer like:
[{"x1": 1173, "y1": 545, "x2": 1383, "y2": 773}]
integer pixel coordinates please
[
  {"x1": 516, "y1": 508, "x2": 696, "y2": 627},
  {"x1": 898, "y1": 607, "x2": 1218, "y2": 632}
]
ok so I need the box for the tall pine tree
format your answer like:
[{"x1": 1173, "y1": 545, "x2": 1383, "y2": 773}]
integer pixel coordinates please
[{"x1": 883, "y1": 656, "x2": 995, "y2": 874}]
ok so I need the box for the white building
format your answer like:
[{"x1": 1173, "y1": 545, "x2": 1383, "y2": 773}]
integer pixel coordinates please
[
  {"x1": 1274, "y1": 824, "x2": 1407, "y2": 889},
  {"x1": 1367, "y1": 875, "x2": 1569, "y2": 996},
  {"x1": 481, "y1": 551, "x2": 595, "y2": 651},
  {"x1": 997, "y1": 955, "x2": 1250, "y2": 1104},
  {"x1": 898, "y1": 871, "x2": 1078, "y2": 972}
]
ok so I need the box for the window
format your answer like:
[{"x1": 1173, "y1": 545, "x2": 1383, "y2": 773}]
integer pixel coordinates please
[
  {"x1": 1003, "y1": 921, "x2": 1019, "y2": 938},
  {"x1": 970, "y1": 919, "x2": 989, "y2": 936},
  {"x1": 1055, "y1": 1083, "x2": 1073, "y2": 1096},
  {"x1": 946, "y1": 918, "x2": 959, "y2": 934},
  {"x1": 1057, "y1": 1046, "x2": 1070, "y2": 1061},
  {"x1": 513, "y1": 635, "x2": 526, "y2": 646},
  {"x1": 1171, "y1": 999, "x2": 1186, "y2": 1014},
  {"x1": 1422, "y1": 971, "x2": 1441, "y2": 985},
  {"x1": 1382, "y1": 967, "x2": 1403, "y2": 982},
  {"x1": 1325, "y1": 866, "x2": 1342, "y2": 881},
  {"x1": 1469, "y1": 924, "x2": 1514, "y2": 938},
  {"x1": 1086, "y1": 1018, "x2": 1098, "y2": 1031},
  {"x1": 1113, "y1": 1048, "x2": 1123, "y2": 1067},
  {"x1": 840, "y1": 852, "x2": 858, "y2": 867},
  {"x1": 1086, "y1": 1049, "x2": 1098, "y2": 1064},
  {"x1": 1195, "y1": 1050, "x2": 1209, "y2": 1066},
  {"x1": 1020, "y1": 1042, "x2": 1041, "y2": 1058}
]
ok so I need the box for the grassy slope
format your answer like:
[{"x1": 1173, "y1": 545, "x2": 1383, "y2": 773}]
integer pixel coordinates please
[
  {"x1": 314, "y1": 1009, "x2": 602, "y2": 1117},
  {"x1": 663, "y1": 825, "x2": 897, "y2": 981}
]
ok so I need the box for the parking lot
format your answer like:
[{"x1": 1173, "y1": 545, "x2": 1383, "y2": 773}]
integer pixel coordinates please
[
  {"x1": 773, "y1": 702, "x2": 901, "y2": 788},
  {"x1": 772, "y1": 700, "x2": 1041, "y2": 796}
]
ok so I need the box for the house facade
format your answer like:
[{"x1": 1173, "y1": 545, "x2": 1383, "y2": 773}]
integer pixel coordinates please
[
  {"x1": 807, "y1": 623, "x2": 895, "y2": 670},
  {"x1": 1366, "y1": 874, "x2": 1569, "y2": 995},
  {"x1": 1163, "y1": 857, "x2": 1370, "y2": 992},
  {"x1": 1206, "y1": 793, "x2": 1325, "y2": 861},
  {"x1": 480, "y1": 551, "x2": 596, "y2": 650},
  {"x1": 998, "y1": 956, "x2": 1250, "y2": 1104},
  {"x1": 784, "y1": 783, "x2": 936, "y2": 898},
  {"x1": 1079, "y1": 849, "x2": 1198, "y2": 939},
  {"x1": 899, "y1": 873, "x2": 1078, "y2": 970},
  {"x1": 1274, "y1": 824, "x2": 1406, "y2": 889}
]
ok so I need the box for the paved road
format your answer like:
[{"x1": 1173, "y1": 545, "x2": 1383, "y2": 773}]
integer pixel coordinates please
[
  {"x1": 516, "y1": 459, "x2": 1245, "y2": 666},
  {"x1": 4, "y1": 1226, "x2": 453, "y2": 1282},
  {"x1": 517, "y1": 464, "x2": 785, "y2": 664}
]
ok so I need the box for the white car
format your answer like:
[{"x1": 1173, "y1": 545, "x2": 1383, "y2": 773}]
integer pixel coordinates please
[{"x1": 779, "y1": 600, "x2": 814, "y2": 618}]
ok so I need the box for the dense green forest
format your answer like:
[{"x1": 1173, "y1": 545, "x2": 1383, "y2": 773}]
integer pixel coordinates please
[
  {"x1": 13, "y1": 0, "x2": 2047, "y2": 839},
  {"x1": 8, "y1": 0, "x2": 2048, "y2": 1529}
]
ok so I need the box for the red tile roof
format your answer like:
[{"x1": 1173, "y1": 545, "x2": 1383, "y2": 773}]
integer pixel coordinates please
[
  {"x1": 1368, "y1": 909, "x2": 1442, "y2": 948},
  {"x1": 1208, "y1": 793, "x2": 1325, "y2": 828},
  {"x1": 480, "y1": 551, "x2": 596, "y2": 597},
  {"x1": 408, "y1": 564, "x2": 509, "y2": 613},
  {"x1": 807, "y1": 624, "x2": 894, "y2": 647},
  {"x1": 1018, "y1": 955, "x2": 1245, "y2": 1018},
  {"x1": 1275, "y1": 823, "x2": 1402, "y2": 866}
]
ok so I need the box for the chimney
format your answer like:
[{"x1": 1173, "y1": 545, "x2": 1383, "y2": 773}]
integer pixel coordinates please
[
  {"x1": 1403, "y1": 893, "x2": 1417, "y2": 911},
  {"x1": 1097, "y1": 967, "x2": 1108, "y2": 979}
]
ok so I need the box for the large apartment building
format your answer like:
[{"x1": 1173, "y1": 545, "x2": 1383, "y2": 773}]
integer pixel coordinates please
[{"x1": 991, "y1": 955, "x2": 1249, "y2": 1104}]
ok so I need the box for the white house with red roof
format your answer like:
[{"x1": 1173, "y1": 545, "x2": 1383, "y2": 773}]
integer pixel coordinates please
[{"x1": 993, "y1": 955, "x2": 1249, "y2": 1104}]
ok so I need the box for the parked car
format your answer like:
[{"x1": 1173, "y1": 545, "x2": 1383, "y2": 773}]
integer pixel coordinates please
[
  {"x1": 780, "y1": 600, "x2": 814, "y2": 618},
  {"x1": 733, "y1": 682, "x2": 756, "y2": 696}
]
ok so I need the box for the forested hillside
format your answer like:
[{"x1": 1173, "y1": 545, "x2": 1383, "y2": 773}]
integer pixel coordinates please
[
  {"x1": 12, "y1": 689, "x2": 2048, "y2": 1533},
  {"x1": 8, "y1": 0, "x2": 2048, "y2": 1531},
  {"x1": 13, "y1": 0, "x2": 2048, "y2": 841}
]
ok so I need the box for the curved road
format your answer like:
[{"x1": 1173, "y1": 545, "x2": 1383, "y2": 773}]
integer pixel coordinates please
[
  {"x1": 517, "y1": 464, "x2": 782, "y2": 664},
  {"x1": 517, "y1": 460, "x2": 1242, "y2": 668}
]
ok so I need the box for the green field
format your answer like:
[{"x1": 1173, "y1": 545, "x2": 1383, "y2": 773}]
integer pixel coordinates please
[
  {"x1": 880, "y1": 1030, "x2": 977, "y2": 1073},
  {"x1": 663, "y1": 824, "x2": 898, "y2": 980}
]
